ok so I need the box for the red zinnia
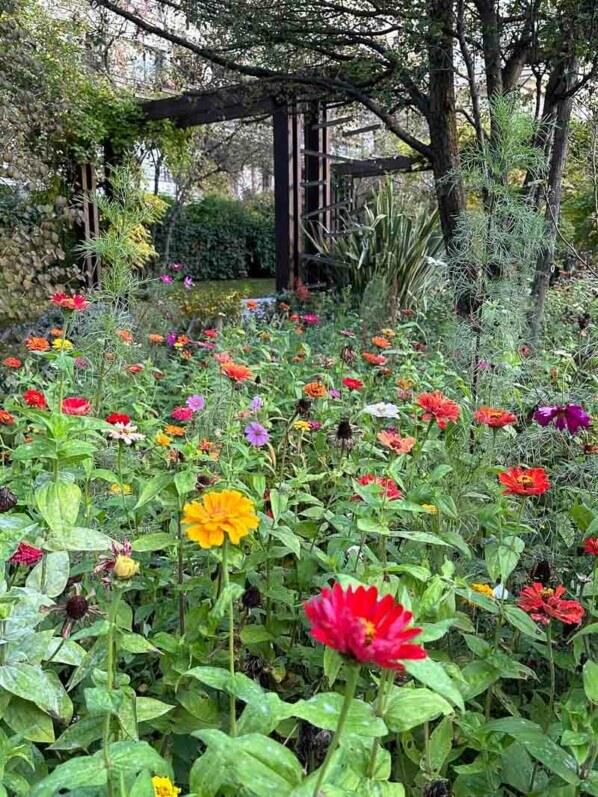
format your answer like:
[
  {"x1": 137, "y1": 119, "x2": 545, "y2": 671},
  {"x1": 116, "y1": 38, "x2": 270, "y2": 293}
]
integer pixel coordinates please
[
  {"x1": 50, "y1": 292, "x2": 89, "y2": 311},
  {"x1": 417, "y1": 391, "x2": 460, "y2": 429},
  {"x1": 0, "y1": 410, "x2": 15, "y2": 425},
  {"x1": 204, "y1": 329, "x2": 218, "y2": 339},
  {"x1": 355, "y1": 474, "x2": 403, "y2": 501},
  {"x1": 125, "y1": 364, "x2": 143, "y2": 374},
  {"x1": 106, "y1": 413, "x2": 131, "y2": 425},
  {"x1": 3, "y1": 357, "x2": 22, "y2": 369},
  {"x1": 221, "y1": 362, "x2": 253, "y2": 382},
  {"x1": 23, "y1": 390, "x2": 47, "y2": 409},
  {"x1": 62, "y1": 397, "x2": 91, "y2": 416},
  {"x1": 8, "y1": 542, "x2": 43, "y2": 567},
  {"x1": 474, "y1": 406, "x2": 517, "y2": 428},
  {"x1": 304, "y1": 583, "x2": 426, "y2": 671},
  {"x1": 498, "y1": 466, "x2": 550, "y2": 496},
  {"x1": 583, "y1": 538, "x2": 598, "y2": 556},
  {"x1": 343, "y1": 377, "x2": 364, "y2": 391},
  {"x1": 517, "y1": 583, "x2": 584, "y2": 626}
]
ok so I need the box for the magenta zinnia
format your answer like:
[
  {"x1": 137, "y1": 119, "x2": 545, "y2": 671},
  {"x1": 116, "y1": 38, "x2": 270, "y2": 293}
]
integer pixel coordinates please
[{"x1": 304, "y1": 583, "x2": 426, "y2": 671}]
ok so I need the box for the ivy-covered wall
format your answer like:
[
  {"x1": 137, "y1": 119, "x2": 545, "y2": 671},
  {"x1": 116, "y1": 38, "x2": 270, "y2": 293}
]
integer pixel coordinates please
[{"x1": 154, "y1": 194, "x2": 275, "y2": 279}]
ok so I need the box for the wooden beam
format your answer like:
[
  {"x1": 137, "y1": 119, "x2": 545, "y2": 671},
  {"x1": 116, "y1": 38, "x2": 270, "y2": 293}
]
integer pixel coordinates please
[
  {"x1": 273, "y1": 105, "x2": 301, "y2": 292},
  {"x1": 333, "y1": 155, "x2": 427, "y2": 177}
]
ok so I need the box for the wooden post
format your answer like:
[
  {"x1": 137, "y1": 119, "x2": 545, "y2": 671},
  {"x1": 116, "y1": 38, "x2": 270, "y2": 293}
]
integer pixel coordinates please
[
  {"x1": 273, "y1": 104, "x2": 301, "y2": 292},
  {"x1": 81, "y1": 162, "x2": 100, "y2": 288}
]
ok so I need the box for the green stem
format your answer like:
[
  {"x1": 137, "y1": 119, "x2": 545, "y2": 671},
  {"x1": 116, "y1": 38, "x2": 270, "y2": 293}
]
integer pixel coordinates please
[
  {"x1": 367, "y1": 670, "x2": 391, "y2": 777},
  {"x1": 222, "y1": 539, "x2": 236, "y2": 736},
  {"x1": 57, "y1": 313, "x2": 71, "y2": 410},
  {"x1": 177, "y1": 498, "x2": 186, "y2": 636},
  {"x1": 103, "y1": 587, "x2": 122, "y2": 796},
  {"x1": 545, "y1": 623, "x2": 555, "y2": 732},
  {"x1": 312, "y1": 665, "x2": 360, "y2": 796}
]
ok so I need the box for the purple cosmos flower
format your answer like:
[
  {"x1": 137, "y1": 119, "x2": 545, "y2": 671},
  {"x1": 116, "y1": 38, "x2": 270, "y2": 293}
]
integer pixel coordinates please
[
  {"x1": 166, "y1": 331, "x2": 177, "y2": 346},
  {"x1": 534, "y1": 404, "x2": 591, "y2": 435},
  {"x1": 186, "y1": 394, "x2": 205, "y2": 412},
  {"x1": 183, "y1": 276, "x2": 193, "y2": 289},
  {"x1": 328, "y1": 389, "x2": 341, "y2": 399},
  {"x1": 250, "y1": 396, "x2": 263, "y2": 412},
  {"x1": 160, "y1": 274, "x2": 174, "y2": 284},
  {"x1": 244, "y1": 422, "x2": 269, "y2": 446}
]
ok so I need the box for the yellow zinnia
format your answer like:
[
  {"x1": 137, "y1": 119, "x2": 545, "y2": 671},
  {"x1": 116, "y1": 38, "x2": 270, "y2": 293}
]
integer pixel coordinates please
[
  {"x1": 293, "y1": 420, "x2": 311, "y2": 432},
  {"x1": 182, "y1": 489, "x2": 259, "y2": 549},
  {"x1": 421, "y1": 503, "x2": 438, "y2": 515},
  {"x1": 151, "y1": 776, "x2": 181, "y2": 797},
  {"x1": 52, "y1": 338, "x2": 73, "y2": 351},
  {"x1": 156, "y1": 433, "x2": 173, "y2": 447},
  {"x1": 471, "y1": 583, "x2": 495, "y2": 599},
  {"x1": 110, "y1": 483, "x2": 131, "y2": 495}
]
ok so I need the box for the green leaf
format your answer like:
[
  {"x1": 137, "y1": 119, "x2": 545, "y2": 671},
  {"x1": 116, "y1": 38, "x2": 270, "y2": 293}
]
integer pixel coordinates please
[
  {"x1": 323, "y1": 648, "x2": 343, "y2": 686},
  {"x1": 269, "y1": 526, "x2": 301, "y2": 558},
  {"x1": 485, "y1": 536, "x2": 524, "y2": 582},
  {"x1": 583, "y1": 660, "x2": 598, "y2": 703},
  {"x1": 175, "y1": 469, "x2": 197, "y2": 496},
  {"x1": 195, "y1": 729, "x2": 303, "y2": 797},
  {"x1": 403, "y1": 658, "x2": 465, "y2": 711},
  {"x1": 503, "y1": 604, "x2": 544, "y2": 639},
  {"x1": 428, "y1": 716, "x2": 453, "y2": 773},
  {"x1": 36, "y1": 481, "x2": 81, "y2": 535},
  {"x1": 26, "y1": 551, "x2": 69, "y2": 597},
  {"x1": 44, "y1": 527, "x2": 113, "y2": 551},
  {"x1": 131, "y1": 533, "x2": 175, "y2": 552},
  {"x1": 0, "y1": 664, "x2": 72, "y2": 720},
  {"x1": 384, "y1": 687, "x2": 453, "y2": 732},
  {"x1": 120, "y1": 633, "x2": 162, "y2": 655},
  {"x1": 190, "y1": 750, "x2": 227, "y2": 797},
  {"x1": 136, "y1": 697, "x2": 175, "y2": 723},
  {"x1": 134, "y1": 472, "x2": 173, "y2": 509},
  {"x1": 49, "y1": 716, "x2": 105, "y2": 751},
  {"x1": 240, "y1": 626, "x2": 274, "y2": 645},
  {"x1": 84, "y1": 686, "x2": 124, "y2": 716},
  {"x1": 282, "y1": 692, "x2": 387, "y2": 737},
  {"x1": 29, "y1": 756, "x2": 107, "y2": 796},
  {"x1": 3, "y1": 696, "x2": 55, "y2": 742},
  {"x1": 482, "y1": 717, "x2": 580, "y2": 785},
  {"x1": 0, "y1": 514, "x2": 37, "y2": 560},
  {"x1": 129, "y1": 770, "x2": 156, "y2": 797},
  {"x1": 211, "y1": 583, "x2": 245, "y2": 621}
]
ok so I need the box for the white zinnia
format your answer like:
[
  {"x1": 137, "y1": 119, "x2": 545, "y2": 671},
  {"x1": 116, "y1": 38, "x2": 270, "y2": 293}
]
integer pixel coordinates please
[
  {"x1": 108, "y1": 422, "x2": 146, "y2": 446},
  {"x1": 362, "y1": 402, "x2": 400, "y2": 419}
]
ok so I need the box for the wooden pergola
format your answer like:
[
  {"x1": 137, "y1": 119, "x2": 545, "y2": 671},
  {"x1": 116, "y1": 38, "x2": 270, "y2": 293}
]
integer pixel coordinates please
[{"x1": 138, "y1": 80, "x2": 425, "y2": 292}]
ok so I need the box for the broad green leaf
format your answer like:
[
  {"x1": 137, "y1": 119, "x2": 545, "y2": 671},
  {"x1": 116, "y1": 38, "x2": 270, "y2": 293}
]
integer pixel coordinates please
[
  {"x1": 136, "y1": 697, "x2": 175, "y2": 723},
  {"x1": 49, "y1": 716, "x2": 105, "y2": 751},
  {"x1": 131, "y1": 533, "x2": 175, "y2": 552},
  {"x1": 129, "y1": 770, "x2": 156, "y2": 797},
  {"x1": 428, "y1": 716, "x2": 453, "y2": 772},
  {"x1": 190, "y1": 749, "x2": 227, "y2": 797},
  {"x1": 583, "y1": 660, "x2": 598, "y2": 703},
  {"x1": 36, "y1": 481, "x2": 81, "y2": 535},
  {"x1": 385, "y1": 687, "x2": 453, "y2": 732},
  {"x1": 29, "y1": 756, "x2": 107, "y2": 796},
  {"x1": 0, "y1": 514, "x2": 37, "y2": 560},
  {"x1": 84, "y1": 686, "x2": 124, "y2": 716},
  {"x1": 26, "y1": 551, "x2": 69, "y2": 597},
  {"x1": 175, "y1": 469, "x2": 197, "y2": 496},
  {"x1": 120, "y1": 633, "x2": 162, "y2": 655},
  {"x1": 134, "y1": 472, "x2": 174, "y2": 509},
  {"x1": 482, "y1": 717, "x2": 580, "y2": 785},
  {"x1": 240, "y1": 626, "x2": 274, "y2": 645},
  {"x1": 503, "y1": 604, "x2": 544, "y2": 639},
  {"x1": 44, "y1": 527, "x2": 113, "y2": 551},
  {"x1": 0, "y1": 663, "x2": 72, "y2": 720},
  {"x1": 3, "y1": 696, "x2": 55, "y2": 742},
  {"x1": 403, "y1": 658, "x2": 465, "y2": 711},
  {"x1": 282, "y1": 692, "x2": 387, "y2": 737}
]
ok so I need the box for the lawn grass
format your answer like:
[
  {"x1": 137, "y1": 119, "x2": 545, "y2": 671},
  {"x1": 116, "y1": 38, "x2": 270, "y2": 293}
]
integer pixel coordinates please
[{"x1": 198, "y1": 278, "x2": 276, "y2": 298}]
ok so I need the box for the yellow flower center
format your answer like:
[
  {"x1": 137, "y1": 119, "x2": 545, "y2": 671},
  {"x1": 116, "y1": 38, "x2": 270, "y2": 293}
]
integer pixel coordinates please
[
  {"x1": 540, "y1": 588, "x2": 554, "y2": 597},
  {"x1": 361, "y1": 618, "x2": 376, "y2": 644},
  {"x1": 518, "y1": 474, "x2": 534, "y2": 487}
]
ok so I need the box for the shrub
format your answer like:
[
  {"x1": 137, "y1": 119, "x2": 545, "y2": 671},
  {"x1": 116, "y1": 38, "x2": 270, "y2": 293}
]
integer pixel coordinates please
[{"x1": 154, "y1": 193, "x2": 275, "y2": 280}]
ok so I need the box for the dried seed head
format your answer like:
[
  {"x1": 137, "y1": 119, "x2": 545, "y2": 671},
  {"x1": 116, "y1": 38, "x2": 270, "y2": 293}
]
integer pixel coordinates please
[
  {"x1": 0, "y1": 486, "x2": 17, "y2": 513},
  {"x1": 65, "y1": 594, "x2": 89, "y2": 620}
]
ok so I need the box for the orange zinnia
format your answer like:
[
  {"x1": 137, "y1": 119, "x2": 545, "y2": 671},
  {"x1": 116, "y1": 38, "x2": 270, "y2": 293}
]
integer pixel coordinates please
[
  {"x1": 474, "y1": 406, "x2": 517, "y2": 429},
  {"x1": 417, "y1": 391, "x2": 460, "y2": 429},
  {"x1": 371, "y1": 336, "x2": 391, "y2": 349},
  {"x1": 148, "y1": 334, "x2": 164, "y2": 344},
  {"x1": 498, "y1": 466, "x2": 550, "y2": 496},
  {"x1": 304, "y1": 382, "x2": 327, "y2": 399},
  {"x1": 26, "y1": 337, "x2": 50, "y2": 352},
  {"x1": 50, "y1": 328, "x2": 63, "y2": 337},
  {"x1": 116, "y1": 329, "x2": 133, "y2": 344},
  {"x1": 182, "y1": 489, "x2": 259, "y2": 549},
  {"x1": 377, "y1": 431, "x2": 416, "y2": 454},
  {"x1": 362, "y1": 353, "x2": 387, "y2": 366},
  {"x1": 221, "y1": 362, "x2": 253, "y2": 382},
  {"x1": 165, "y1": 425, "x2": 186, "y2": 437}
]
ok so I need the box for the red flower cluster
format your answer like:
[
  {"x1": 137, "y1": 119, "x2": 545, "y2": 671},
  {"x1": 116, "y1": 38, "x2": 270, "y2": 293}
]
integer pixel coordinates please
[
  {"x1": 517, "y1": 583, "x2": 584, "y2": 626},
  {"x1": 106, "y1": 413, "x2": 131, "y2": 425},
  {"x1": 583, "y1": 538, "x2": 598, "y2": 556},
  {"x1": 304, "y1": 583, "x2": 426, "y2": 671},
  {"x1": 9, "y1": 542, "x2": 43, "y2": 566},
  {"x1": 417, "y1": 391, "x2": 460, "y2": 429},
  {"x1": 23, "y1": 390, "x2": 47, "y2": 409},
  {"x1": 474, "y1": 406, "x2": 517, "y2": 428},
  {"x1": 355, "y1": 474, "x2": 402, "y2": 501},
  {"x1": 3, "y1": 357, "x2": 22, "y2": 369},
  {"x1": 342, "y1": 377, "x2": 364, "y2": 391},
  {"x1": 62, "y1": 397, "x2": 91, "y2": 416},
  {"x1": 50, "y1": 293, "x2": 89, "y2": 311},
  {"x1": 498, "y1": 466, "x2": 550, "y2": 496}
]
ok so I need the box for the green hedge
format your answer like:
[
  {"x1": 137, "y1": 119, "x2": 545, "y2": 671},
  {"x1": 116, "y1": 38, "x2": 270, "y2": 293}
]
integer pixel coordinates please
[{"x1": 154, "y1": 193, "x2": 275, "y2": 280}]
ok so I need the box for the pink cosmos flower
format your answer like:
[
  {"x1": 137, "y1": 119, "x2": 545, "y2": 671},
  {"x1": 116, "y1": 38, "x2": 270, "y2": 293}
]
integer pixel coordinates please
[
  {"x1": 244, "y1": 422, "x2": 270, "y2": 446},
  {"x1": 534, "y1": 405, "x2": 591, "y2": 435}
]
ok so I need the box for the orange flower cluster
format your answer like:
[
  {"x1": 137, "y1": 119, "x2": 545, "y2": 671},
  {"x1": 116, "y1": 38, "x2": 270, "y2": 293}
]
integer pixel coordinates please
[
  {"x1": 362, "y1": 353, "x2": 386, "y2": 366},
  {"x1": 417, "y1": 391, "x2": 460, "y2": 429},
  {"x1": 116, "y1": 329, "x2": 133, "y2": 344},
  {"x1": 26, "y1": 337, "x2": 50, "y2": 352},
  {"x1": 474, "y1": 406, "x2": 517, "y2": 428},
  {"x1": 148, "y1": 334, "x2": 164, "y2": 344},
  {"x1": 371, "y1": 336, "x2": 391, "y2": 349},
  {"x1": 221, "y1": 362, "x2": 253, "y2": 382},
  {"x1": 304, "y1": 382, "x2": 327, "y2": 399}
]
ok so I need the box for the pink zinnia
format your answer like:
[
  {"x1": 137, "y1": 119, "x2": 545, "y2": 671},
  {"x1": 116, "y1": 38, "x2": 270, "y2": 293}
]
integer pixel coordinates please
[
  {"x1": 9, "y1": 542, "x2": 43, "y2": 566},
  {"x1": 62, "y1": 397, "x2": 91, "y2": 416},
  {"x1": 172, "y1": 406, "x2": 193, "y2": 422},
  {"x1": 301, "y1": 314, "x2": 319, "y2": 324}
]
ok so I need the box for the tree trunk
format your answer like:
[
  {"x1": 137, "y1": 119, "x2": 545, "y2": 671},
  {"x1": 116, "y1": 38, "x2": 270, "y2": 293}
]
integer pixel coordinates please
[
  {"x1": 474, "y1": 0, "x2": 503, "y2": 99},
  {"x1": 427, "y1": 0, "x2": 466, "y2": 254},
  {"x1": 529, "y1": 55, "x2": 578, "y2": 345}
]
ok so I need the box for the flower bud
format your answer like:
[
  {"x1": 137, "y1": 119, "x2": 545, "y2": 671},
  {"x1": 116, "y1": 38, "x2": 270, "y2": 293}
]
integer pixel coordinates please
[{"x1": 113, "y1": 554, "x2": 139, "y2": 580}]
